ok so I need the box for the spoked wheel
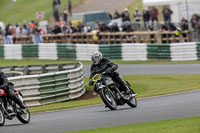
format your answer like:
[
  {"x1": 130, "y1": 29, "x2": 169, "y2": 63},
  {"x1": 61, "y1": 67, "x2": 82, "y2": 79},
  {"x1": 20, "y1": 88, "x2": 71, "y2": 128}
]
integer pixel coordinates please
[
  {"x1": 126, "y1": 91, "x2": 137, "y2": 108},
  {"x1": 17, "y1": 108, "x2": 30, "y2": 124},
  {"x1": 99, "y1": 88, "x2": 117, "y2": 110},
  {"x1": 0, "y1": 107, "x2": 5, "y2": 126}
]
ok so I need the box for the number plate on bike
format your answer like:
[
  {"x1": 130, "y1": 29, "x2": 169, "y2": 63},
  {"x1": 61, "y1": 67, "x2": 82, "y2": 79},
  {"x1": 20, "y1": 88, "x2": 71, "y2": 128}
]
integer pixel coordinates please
[{"x1": 92, "y1": 74, "x2": 101, "y2": 82}]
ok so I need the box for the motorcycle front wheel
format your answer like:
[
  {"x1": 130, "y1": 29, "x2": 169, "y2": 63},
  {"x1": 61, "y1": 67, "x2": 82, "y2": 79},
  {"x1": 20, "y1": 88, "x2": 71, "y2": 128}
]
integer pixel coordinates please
[
  {"x1": 0, "y1": 107, "x2": 5, "y2": 126},
  {"x1": 17, "y1": 107, "x2": 30, "y2": 124},
  {"x1": 126, "y1": 93, "x2": 137, "y2": 108},
  {"x1": 99, "y1": 88, "x2": 117, "y2": 110}
]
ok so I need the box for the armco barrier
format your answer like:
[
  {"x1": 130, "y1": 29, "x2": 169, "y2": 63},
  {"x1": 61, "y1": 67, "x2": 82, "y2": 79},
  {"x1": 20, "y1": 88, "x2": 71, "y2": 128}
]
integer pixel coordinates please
[{"x1": 7, "y1": 63, "x2": 85, "y2": 107}]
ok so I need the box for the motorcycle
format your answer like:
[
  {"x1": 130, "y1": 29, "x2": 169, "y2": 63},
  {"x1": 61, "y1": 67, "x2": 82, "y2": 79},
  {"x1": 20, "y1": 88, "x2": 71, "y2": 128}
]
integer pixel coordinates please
[
  {"x1": 92, "y1": 72, "x2": 137, "y2": 110},
  {"x1": 0, "y1": 88, "x2": 30, "y2": 126}
]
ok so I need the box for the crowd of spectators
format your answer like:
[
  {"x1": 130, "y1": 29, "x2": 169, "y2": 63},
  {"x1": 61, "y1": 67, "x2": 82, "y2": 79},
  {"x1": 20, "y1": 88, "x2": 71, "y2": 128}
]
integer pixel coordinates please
[{"x1": 0, "y1": 6, "x2": 200, "y2": 44}]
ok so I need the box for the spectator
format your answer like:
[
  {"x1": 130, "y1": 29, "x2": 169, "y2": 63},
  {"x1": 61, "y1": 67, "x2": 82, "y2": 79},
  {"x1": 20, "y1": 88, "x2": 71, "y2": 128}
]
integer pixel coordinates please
[
  {"x1": 179, "y1": 17, "x2": 188, "y2": 31},
  {"x1": 63, "y1": 8, "x2": 68, "y2": 23},
  {"x1": 29, "y1": 20, "x2": 36, "y2": 33},
  {"x1": 77, "y1": 22, "x2": 83, "y2": 32},
  {"x1": 162, "y1": 6, "x2": 173, "y2": 23},
  {"x1": 160, "y1": 23, "x2": 168, "y2": 31},
  {"x1": 22, "y1": 24, "x2": 29, "y2": 35},
  {"x1": 168, "y1": 23, "x2": 177, "y2": 31},
  {"x1": 108, "y1": 22, "x2": 119, "y2": 32},
  {"x1": 114, "y1": 10, "x2": 121, "y2": 19},
  {"x1": 191, "y1": 14, "x2": 199, "y2": 29},
  {"x1": 83, "y1": 25, "x2": 92, "y2": 33},
  {"x1": 134, "y1": 8, "x2": 141, "y2": 22},
  {"x1": 52, "y1": 24, "x2": 62, "y2": 34},
  {"x1": 15, "y1": 23, "x2": 21, "y2": 35},
  {"x1": 150, "y1": 6, "x2": 159, "y2": 28},
  {"x1": 32, "y1": 23, "x2": 42, "y2": 44},
  {"x1": 121, "y1": 8, "x2": 131, "y2": 22},
  {"x1": 54, "y1": 8, "x2": 60, "y2": 22},
  {"x1": 143, "y1": 9, "x2": 150, "y2": 29},
  {"x1": 52, "y1": 0, "x2": 60, "y2": 22},
  {"x1": 96, "y1": 21, "x2": 110, "y2": 32},
  {"x1": 107, "y1": 12, "x2": 113, "y2": 19},
  {"x1": 0, "y1": 27, "x2": 2, "y2": 35},
  {"x1": 4, "y1": 24, "x2": 13, "y2": 44},
  {"x1": 121, "y1": 22, "x2": 134, "y2": 32}
]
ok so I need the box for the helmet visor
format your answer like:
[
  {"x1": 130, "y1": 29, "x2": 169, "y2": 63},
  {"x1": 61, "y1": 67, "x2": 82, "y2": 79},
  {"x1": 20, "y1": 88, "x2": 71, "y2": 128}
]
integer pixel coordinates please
[{"x1": 92, "y1": 56, "x2": 100, "y2": 65}]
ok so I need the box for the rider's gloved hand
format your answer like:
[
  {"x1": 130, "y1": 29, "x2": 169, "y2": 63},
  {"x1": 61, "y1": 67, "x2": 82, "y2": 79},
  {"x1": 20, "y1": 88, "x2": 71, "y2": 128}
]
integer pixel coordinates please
[
  {"x1": 89, "y1": 79, "x2": 94, "y2": 86},
  {"x1": 105, "y1": 68, "x2": 113, "y2": 74}
]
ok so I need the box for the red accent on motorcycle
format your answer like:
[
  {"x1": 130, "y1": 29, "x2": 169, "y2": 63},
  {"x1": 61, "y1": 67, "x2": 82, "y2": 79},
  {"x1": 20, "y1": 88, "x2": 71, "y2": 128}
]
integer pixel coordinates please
[{"x1": 0, "y1": 89, "x2": 7, "y2": 96}]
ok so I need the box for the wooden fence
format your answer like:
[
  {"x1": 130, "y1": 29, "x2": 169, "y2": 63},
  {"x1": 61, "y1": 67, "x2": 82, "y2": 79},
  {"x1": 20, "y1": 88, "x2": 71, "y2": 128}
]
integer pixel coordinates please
[{"x1": 0, "y1": 31, "x2": 190, "y2": 44}]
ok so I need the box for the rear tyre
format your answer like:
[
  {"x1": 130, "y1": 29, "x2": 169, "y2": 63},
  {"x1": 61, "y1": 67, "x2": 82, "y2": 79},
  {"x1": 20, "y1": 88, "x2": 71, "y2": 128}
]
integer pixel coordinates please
[
  {"x1": 99, "y1": 88, "x2": 117, "y2": 110},
  {"x1": 17, "y1": 108, "x2": 30, "y2": 124},
  {"x1": 0, "y1": 107, "x2": 5, "y2": 126}
]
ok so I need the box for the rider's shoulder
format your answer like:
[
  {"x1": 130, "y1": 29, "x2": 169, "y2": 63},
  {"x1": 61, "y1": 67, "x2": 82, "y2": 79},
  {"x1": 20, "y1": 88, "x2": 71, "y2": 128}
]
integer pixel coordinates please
[{"x1": 102, "y1": 57, "x2": 111, "y2": 62}]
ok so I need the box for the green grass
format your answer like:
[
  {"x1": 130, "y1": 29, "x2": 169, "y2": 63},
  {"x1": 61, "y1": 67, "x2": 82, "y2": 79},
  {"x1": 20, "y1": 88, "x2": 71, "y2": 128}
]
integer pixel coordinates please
[
  {"x1": 1, "y1": 59, "x2": 200, "y2": 67},
  {"x1": 65, "y1": 116, "x2": 200, "y2": 133},
  {"x1": 0, "y1": 0, "x2": 84, "y2": 25},
  {"x1": 29, "y1": 74, "x2": 200, "y2": 113}
]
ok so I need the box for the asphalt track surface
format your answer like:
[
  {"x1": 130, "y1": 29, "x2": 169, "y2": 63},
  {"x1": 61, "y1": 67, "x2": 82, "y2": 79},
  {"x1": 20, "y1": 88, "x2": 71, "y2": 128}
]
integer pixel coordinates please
[
  {"x1": 84, "y1": 64, "x2": 200, "y2": 76},
  {"x1": 1, "y1": 64, "x2": 200, "y2": 133},
  {"x1": 1, "y1": 90, "x2": 200, "y2": 133}
]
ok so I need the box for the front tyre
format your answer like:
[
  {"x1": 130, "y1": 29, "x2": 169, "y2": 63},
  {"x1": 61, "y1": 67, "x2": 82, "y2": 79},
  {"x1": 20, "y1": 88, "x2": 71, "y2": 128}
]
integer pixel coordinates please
[
  {"x1": 99, "y1": 88, "x2": 117, "y2": 110},
  {"x1": 0, "y1": 107, "x2": 5, "y2": 126},
  {"x1": 127, "y1": 95, "x2": 137, "y2": 108},
  {"x1": 17, "y1": 108, "x2": 30, "y2": 124}
]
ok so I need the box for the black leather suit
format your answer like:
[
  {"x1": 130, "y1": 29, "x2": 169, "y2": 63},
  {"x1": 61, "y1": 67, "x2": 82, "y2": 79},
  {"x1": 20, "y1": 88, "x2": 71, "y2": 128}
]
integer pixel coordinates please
[
  {"x1": 0, "y1": 72, "x2": 26, "y2": 109},
  {"x1": 89, "y1": 57, "x2": 129, "y2": 92}
]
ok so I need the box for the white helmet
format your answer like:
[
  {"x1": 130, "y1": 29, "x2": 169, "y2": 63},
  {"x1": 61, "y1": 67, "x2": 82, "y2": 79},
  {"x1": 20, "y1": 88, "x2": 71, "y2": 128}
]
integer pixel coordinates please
[{"x1": 91, "y1": 51, "x2": 102, "y2": 65}]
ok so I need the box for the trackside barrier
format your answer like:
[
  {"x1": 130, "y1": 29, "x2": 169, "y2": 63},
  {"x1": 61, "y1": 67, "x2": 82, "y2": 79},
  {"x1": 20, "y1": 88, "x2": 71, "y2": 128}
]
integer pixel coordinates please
[
  {"x1": 7, "y1": 63, "x2": 85, "y2": 107},
  {"x1": 0, "y1": 43, "x2": 200, "y2": 61}
]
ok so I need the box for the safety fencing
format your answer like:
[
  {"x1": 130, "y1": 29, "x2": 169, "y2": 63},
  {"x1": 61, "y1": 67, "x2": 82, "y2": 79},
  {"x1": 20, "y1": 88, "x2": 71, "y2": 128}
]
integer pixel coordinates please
[
  {"x1": 0, "y1": 43, "x2": 200, "y2": 61},
  {"x1": 0, "y1": 31, "x2": 190, "y2": 44},
  {"x1": 6, "y1": 63, "x2": 85, "y2": 107}
]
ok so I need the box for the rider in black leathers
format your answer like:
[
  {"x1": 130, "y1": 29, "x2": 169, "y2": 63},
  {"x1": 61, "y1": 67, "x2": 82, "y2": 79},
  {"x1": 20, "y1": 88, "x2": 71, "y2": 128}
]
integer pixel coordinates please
[
  {"x1": 0, "y1": 72, "x2": 26, "y2": 109},
  {"x1": 89, "y1": 51, "x2": 131, "y2": 94}
]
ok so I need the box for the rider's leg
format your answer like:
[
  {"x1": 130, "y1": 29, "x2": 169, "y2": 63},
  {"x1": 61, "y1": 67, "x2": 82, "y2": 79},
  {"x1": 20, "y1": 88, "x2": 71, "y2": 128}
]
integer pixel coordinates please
[
  {"x1": 6, "y1": 84, "x2": 26, "y2": 109},
  {"x1": 110, "y1": 72, "x2": 131, "y2": 94}
]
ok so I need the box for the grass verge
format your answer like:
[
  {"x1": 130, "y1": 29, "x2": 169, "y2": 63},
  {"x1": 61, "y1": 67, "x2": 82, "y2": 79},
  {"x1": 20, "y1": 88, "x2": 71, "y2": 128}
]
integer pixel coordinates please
[
  {"x1": 29, "y1": 74, "x2": 200, "y2": 113},
  {"x1": 0, "y1": 0, "x2": 84, "y2": 25},
  {"x1": 65, "y1": 116, "x2": 200, "y2": 133}
]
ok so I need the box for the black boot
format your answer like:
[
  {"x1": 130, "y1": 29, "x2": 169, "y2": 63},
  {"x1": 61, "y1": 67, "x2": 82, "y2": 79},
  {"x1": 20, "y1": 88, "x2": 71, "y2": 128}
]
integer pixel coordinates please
[
  {"x1": 114, "y1": 76, "x2": 131, "y2": 94},
  {"x1": 10, "y1": 94, "x2": 27, "y2": 109}
]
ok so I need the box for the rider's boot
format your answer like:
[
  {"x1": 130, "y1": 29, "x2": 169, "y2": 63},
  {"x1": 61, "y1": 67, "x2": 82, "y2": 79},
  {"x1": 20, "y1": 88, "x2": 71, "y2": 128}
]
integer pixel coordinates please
[{"x1": 115, "y1": 76, "x2": 131, "y2": 94}]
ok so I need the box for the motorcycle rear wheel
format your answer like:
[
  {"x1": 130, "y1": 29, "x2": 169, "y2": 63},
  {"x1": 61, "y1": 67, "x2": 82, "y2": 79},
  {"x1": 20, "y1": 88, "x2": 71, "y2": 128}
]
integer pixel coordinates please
[
  {"x1": 0, "y1": 107, "x2": 5, "y2": 126},
  {"x1": 99, "y1": 88, "x2": 117, "y2": 110}
]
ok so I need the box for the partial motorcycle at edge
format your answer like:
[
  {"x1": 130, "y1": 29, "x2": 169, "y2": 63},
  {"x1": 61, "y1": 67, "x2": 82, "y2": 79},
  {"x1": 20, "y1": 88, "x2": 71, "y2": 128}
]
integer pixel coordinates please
[{"x1": 0, "y1": 88, "x2": 30, "y2": 126}]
